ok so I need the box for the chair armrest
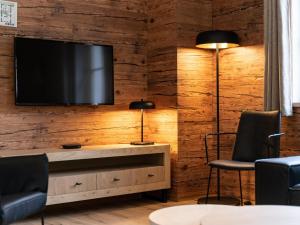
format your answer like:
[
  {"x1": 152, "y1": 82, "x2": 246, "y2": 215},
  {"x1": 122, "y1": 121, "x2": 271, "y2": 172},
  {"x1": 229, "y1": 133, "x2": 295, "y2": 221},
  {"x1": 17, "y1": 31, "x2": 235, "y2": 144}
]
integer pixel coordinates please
[
  {"x1": 266, "y1": 133, "x2": 284, "y2": 157},
  {"x1": 204, "y1": 132, "x2": 237, "y2": 164},
  {"x1": 0, "y1": 154, "x2": 48, "y2": 195}
]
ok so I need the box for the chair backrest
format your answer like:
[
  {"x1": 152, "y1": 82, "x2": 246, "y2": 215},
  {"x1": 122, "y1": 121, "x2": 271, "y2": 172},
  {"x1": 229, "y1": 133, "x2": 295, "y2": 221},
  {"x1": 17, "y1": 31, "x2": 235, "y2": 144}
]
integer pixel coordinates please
[
  {"x1": 0, "y1": 154, "x2": 48, "y2": 195},
  {"x1": 232, "y1": 111, "x2": 281, "y2": 162}
]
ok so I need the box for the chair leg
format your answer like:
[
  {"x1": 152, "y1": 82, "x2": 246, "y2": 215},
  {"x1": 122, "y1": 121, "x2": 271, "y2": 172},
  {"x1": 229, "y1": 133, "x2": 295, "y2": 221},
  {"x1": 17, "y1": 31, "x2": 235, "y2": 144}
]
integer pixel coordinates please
[
  {"x1": 41, "y1": 211, "x2": 45, "y2": 225},
  {"x1": 205, "y1": 167, "x2": 213, "y2": 204},
  {"x1": 239, "y1": 170, "x2": 243, "y2": 206}
]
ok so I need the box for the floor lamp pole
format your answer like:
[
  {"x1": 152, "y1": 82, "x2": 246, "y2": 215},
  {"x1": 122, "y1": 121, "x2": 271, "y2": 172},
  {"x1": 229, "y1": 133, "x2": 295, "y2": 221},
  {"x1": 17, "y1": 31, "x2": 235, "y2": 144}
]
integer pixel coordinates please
[
  {"x1": 216, "y1": 46, "x2": 221, "y2": 200},
  {"x1": 141, "y1": 109, "x2": 144, "y2": 143}
]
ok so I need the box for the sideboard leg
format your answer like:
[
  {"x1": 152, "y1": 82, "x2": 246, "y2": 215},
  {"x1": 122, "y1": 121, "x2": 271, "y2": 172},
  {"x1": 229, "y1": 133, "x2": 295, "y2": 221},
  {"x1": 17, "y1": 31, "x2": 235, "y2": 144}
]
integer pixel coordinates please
[{"x1": 161, "y1": 189, "x2": 168, "y2": 203}]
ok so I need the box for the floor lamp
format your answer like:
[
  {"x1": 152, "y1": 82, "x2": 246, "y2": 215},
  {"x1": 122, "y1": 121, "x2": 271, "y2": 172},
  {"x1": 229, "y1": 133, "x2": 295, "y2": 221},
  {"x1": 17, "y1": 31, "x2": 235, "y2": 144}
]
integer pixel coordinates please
[{"x1": 195, "y1": 30, "x2": 239, "y2": 201}]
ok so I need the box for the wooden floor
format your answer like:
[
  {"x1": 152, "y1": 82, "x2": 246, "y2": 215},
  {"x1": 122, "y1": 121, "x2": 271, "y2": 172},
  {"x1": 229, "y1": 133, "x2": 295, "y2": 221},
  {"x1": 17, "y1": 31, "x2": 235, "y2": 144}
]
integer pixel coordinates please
[{"x1": 14, "y1": 198, "x2": 196, "y2": 225}]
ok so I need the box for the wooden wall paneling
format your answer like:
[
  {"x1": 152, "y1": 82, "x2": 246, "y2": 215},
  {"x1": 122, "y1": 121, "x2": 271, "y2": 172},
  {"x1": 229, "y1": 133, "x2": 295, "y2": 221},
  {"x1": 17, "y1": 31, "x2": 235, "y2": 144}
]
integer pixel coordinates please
[
  {"x1": 212, "y1": 0, "x2": 264, "y2": 202},
  {"x1": 175, "y1": 0, "x2": 213, "y2": 198},
  {"x1": 147, "y1": 0, "x2": 215, "y2": 199},
  {"x1": 0, "y1": 0, "x2": 148, "y2": 150},
  {"x1": 3, "y1": 0, "x2": 299, "y2": 202},
  {"x1": 177, "y1": 48, "x2": 214, "y2": 198},
  {"x1": 212, "y1": 0, "x2": 300, "y2": 202},
  {"x1": 146, "y1": 0, "x2": 179, "y2": 199}
]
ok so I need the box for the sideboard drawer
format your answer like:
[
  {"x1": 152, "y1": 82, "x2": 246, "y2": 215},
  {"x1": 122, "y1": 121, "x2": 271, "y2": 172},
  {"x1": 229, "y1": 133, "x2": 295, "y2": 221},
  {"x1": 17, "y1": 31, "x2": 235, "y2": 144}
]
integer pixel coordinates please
[
  {"x1": 133, "y1": 166, "x2": 165, "y2": 185},
  {"x1": 48, "y1": 173, "x2": 97, "y2": 196},
  {"x1": 97, "y1": 169, "x2": 133, "y2": 189}
]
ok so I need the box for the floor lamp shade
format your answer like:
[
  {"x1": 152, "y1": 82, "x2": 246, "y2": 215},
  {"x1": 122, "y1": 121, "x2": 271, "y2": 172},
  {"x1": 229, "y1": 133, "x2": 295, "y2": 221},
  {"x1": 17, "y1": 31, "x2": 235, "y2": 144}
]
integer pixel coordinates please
[
  {"x1": 196, "y1": 30, "x2": 239, "y2": 49},
  {"x1": 129, "y1": 99, "x2": 155, "y2": 145},
  {"x1": 195, "y1": 30, "x2": 239, "y2": 203}
]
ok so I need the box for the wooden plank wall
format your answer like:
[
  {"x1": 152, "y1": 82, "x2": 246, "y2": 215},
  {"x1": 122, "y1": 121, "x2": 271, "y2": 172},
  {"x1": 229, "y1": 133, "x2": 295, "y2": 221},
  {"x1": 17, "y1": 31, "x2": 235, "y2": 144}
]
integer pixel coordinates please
[
  {"x1": 147, "y1": 0, "x2": 214, "y2": 199},
  {"x1": 176, "y1": 0, "x2": 213, "y2": 198},
  {"x1": 146, "y1": 0, "x2": 179, "y2": 198},
  {"x1": 0, "y1": 0, "x2": 148, "y2": 150},
  {"x1": 2, "y1": 0, "x2": 300, "y2": 201},
  {"x1": 212, "y1": 0, "x2": 300, "y2": 201}
]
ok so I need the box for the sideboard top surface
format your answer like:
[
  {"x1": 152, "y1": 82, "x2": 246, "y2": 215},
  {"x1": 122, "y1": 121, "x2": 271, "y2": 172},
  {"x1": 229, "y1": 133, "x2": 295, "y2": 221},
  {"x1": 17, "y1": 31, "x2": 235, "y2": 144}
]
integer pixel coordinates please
[{"x1": 0, "y1": 144, "x2": 170, "y2": 162}]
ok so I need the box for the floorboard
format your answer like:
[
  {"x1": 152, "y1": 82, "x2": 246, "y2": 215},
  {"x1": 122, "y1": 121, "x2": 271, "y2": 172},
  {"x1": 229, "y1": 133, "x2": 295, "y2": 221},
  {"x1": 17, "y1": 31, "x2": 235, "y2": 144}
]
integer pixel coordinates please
[{"x1": 14, "y1": 198, "x2": 197, "y2": 225}]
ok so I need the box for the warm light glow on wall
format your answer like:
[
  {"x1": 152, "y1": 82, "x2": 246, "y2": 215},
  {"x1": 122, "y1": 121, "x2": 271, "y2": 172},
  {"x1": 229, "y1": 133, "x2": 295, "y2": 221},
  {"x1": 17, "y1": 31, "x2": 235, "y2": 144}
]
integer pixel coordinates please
[
  {"x1": 177, "y1": 48, "x2": 213, "y2": 79},
  {"x1": 219, "y1": 45, "x2": 264, "y2": 79},
  {"x1": 85, "y1": 110, "x2": 141, "y2": 144},
  {"x1": 146, "y1": 109, "x2": 178, "y2": 155},
  {"x1": 177, "y1": 48, "x2": 213, "y2": 111}
]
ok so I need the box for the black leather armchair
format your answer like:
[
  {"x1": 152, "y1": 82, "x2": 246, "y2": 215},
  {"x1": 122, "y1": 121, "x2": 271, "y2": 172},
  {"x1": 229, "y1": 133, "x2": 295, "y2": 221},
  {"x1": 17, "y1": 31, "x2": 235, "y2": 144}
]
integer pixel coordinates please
[
  {"x1": 0, "y1": 154, "x2": 48, "y2": 225},
  {"x1": 256, "y1": 156, "x2": 300, "y2": 206},
  {"x1": 202, "y1": 111, "x2": 283, "y2": 205}
]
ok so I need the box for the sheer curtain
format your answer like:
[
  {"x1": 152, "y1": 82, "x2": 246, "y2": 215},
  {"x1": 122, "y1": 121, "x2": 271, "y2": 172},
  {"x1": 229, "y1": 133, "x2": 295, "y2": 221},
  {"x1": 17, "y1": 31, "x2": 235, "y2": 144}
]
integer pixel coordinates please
[
  {"x1": 291, "y1": 0, "x2": 300, "y2": 105},
  {"x1": 264, "y1": 0, "x2": 293, "y2": 116}
]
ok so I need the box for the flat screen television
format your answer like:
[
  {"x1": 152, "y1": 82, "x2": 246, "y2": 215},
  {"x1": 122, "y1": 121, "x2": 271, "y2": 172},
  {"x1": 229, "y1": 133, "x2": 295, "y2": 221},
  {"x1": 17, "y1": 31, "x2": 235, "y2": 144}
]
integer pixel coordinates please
[{"x1": 14, "y1": 37, "x2": 114, "y2": 105}]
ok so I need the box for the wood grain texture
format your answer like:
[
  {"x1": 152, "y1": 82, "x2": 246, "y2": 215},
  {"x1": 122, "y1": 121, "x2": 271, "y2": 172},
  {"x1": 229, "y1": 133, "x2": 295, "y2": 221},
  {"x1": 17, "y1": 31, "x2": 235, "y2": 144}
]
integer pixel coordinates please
[
  {"x1": 146, "y1": 0, "x2": 179, "y2": 198},
  {"x1": 212, "y1": 0, "x2": 300, "y2": 202},
  {"x1": 0, "y1": 0, "x2": 148, "y2": 150},
  {"x1": 3, "y1": 0, "x2": 300, "y2": 202},
  {"x1": 0, "y1": 144, "x2": 171, "y2": 205},
  {"x1": 175, "y1": 0, "x2": 213, "y2": 198},
  {"x1": 15, "y1": 199, "x2": 196, "y2": 225},
  {"x1": 211, "y1": 0, "x2": 264, "y2": 202},
  {"x1": 146, "y1": 0, "x2": 214, "y2": 199}
]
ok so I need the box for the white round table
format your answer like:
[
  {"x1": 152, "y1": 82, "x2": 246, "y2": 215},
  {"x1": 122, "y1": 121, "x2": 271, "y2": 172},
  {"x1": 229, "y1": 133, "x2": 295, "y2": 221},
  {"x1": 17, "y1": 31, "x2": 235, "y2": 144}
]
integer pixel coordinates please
[{"x1": 149, "y1": 204, "x2": 300, "y2": 225}]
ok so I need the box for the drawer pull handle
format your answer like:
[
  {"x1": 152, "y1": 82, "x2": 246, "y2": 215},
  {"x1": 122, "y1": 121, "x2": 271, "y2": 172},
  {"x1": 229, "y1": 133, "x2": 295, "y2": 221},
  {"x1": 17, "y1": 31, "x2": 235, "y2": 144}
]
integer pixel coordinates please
[
  {"x1": 74, "y1": 182, "x2": 82, "y2": 186},
  {"x1": 113, "y1": 178, "x2": 120, "y2": 182},
  {"x1": 148, "y1": 174, "x2": 155, "y2": 177}
]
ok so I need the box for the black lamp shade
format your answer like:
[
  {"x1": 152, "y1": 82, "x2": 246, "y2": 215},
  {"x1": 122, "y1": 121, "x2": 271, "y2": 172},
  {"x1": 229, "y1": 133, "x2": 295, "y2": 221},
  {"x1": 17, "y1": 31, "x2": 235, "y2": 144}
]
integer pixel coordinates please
[
  {"x1": 129, "y1": 99, "x2": 155, "y2": 110},
  {"x1": 196, "y1": 30, "x2": 239, "y2": 49}
]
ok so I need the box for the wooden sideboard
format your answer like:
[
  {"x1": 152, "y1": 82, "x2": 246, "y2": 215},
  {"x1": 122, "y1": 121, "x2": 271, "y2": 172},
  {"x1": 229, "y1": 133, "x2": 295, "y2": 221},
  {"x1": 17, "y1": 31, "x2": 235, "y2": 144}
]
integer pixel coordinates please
[{"x1": 0, "y1": 144, "x2": 171, "y2": 205}]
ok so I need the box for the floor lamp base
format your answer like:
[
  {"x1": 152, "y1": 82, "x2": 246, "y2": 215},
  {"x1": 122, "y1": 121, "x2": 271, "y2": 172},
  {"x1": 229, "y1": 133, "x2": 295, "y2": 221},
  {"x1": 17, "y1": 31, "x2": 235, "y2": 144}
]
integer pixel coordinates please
[
  {"x1": 130, "y1": 141, "x2": 155, "y2": 145},
  {"x1": 197, "y1": 196, "x2": 246, "y2": 206}
]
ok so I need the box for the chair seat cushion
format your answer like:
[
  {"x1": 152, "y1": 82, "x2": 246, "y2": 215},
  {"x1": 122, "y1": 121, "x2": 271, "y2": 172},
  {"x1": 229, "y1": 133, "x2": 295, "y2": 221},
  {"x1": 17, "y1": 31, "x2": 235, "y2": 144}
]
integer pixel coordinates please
[
  {"x1": 0, "y1": 192, "x2": 46, "y2": 225},
  {"x1": 209, "y1": 160, "x2": 255, "y2": 170}
]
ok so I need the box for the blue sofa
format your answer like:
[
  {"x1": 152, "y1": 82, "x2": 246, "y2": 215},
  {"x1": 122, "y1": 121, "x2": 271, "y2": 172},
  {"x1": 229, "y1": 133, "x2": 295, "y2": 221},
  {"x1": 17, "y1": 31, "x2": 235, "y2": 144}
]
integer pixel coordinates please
[{"x1": 255, "y1": 156, "x2": 300, "y2": 205}]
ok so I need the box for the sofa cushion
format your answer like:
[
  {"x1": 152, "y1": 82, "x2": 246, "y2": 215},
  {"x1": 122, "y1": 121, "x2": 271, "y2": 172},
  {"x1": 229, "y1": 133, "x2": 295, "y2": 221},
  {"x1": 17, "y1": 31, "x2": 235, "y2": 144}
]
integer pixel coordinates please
[{"x1": 289, "y1": 184, "x2": 300, "y2": 206}]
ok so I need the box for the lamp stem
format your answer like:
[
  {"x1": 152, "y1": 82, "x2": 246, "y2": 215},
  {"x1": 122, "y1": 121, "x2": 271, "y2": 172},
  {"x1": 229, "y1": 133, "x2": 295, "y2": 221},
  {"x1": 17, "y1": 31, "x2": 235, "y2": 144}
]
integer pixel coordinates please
[
  {"x1": 141, "y1": 109, "x2": 144, "y2": 143},
  {"x1": 216, "y1": 46, "x2": 221, "y2": 200}
]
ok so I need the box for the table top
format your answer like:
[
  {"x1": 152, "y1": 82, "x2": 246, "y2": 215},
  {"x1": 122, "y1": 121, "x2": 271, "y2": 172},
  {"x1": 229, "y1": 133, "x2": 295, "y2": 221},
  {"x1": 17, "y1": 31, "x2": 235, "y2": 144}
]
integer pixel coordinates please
[
  {"x1": 149, "y1": 204, "x2": 300, "y2": 225},
  {"x1": 0, "y1": 143, "x2": 170, "y2": 162}
]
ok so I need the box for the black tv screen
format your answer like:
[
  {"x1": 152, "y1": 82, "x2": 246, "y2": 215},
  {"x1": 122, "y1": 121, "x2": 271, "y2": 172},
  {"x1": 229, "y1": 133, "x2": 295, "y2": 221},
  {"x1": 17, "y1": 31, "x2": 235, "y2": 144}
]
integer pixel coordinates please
[{"x1": 15, "y1": 37, "x2": 114, "y2": 105}]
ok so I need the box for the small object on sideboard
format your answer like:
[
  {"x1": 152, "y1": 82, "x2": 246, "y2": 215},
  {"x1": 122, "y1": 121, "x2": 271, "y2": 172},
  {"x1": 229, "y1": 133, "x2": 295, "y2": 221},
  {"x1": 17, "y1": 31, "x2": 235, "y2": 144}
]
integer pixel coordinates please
[{"x1": 62, "y1": 143, "x2": 82, "y2": 149}]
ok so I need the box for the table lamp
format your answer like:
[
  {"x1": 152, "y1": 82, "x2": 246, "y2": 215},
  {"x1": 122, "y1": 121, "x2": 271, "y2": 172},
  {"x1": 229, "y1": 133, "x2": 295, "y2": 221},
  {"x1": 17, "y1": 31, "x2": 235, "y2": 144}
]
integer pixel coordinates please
[
  {"x1": 129, "y1": 99, "x2": 155, "y2": 145},
  {"x1": 196, "y1": 30, "x2": 240, "y2": 201}
]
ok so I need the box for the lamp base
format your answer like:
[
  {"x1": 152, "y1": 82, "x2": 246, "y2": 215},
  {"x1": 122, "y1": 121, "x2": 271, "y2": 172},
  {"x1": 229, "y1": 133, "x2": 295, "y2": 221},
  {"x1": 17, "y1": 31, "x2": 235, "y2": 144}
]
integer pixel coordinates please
[
  {"x1": 197, "y1": 196, "x2": 241, "y2": 205},
  {"x1": 130, "y1": 141, "x2": 154, "y2": 145}
]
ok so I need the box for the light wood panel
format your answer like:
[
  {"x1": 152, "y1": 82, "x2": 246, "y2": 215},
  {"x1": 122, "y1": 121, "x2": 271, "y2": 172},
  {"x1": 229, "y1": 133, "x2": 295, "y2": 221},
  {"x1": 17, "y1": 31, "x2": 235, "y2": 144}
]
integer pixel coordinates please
[
  {"x1": 49, "y1": 172, "x2": 97, "y2": 196},
  {"x1": 0, "y1": 144, "x2": 170, "y2": 205}
]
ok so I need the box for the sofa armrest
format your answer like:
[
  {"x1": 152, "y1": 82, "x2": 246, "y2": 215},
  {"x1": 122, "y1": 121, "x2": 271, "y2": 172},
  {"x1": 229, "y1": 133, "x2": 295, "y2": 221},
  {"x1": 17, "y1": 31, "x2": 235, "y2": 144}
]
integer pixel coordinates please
[{"x1": 255, "y1": 156, "x2": 300, "y2": 205}]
